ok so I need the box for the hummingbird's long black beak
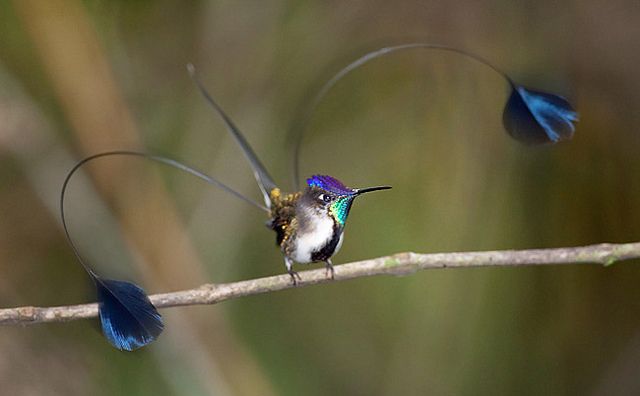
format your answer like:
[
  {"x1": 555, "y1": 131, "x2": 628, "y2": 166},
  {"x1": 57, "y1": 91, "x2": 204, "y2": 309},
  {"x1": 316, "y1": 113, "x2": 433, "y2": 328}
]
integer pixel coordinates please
[{"x1": 354, "y1": 185, "x2": 392, "y2": 195}]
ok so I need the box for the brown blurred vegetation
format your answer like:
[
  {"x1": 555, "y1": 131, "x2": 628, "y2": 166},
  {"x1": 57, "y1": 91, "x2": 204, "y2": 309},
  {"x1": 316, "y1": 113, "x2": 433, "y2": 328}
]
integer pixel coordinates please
[{"x1": 0, "y1": 1, "x2": 639, "y2": 395}]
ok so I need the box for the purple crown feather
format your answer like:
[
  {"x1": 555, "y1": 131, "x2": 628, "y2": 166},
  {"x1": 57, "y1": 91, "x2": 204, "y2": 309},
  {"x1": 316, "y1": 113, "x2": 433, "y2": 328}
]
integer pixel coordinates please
[{"x1": 306, "y1": 175, "x2": 355, "y2": 195}]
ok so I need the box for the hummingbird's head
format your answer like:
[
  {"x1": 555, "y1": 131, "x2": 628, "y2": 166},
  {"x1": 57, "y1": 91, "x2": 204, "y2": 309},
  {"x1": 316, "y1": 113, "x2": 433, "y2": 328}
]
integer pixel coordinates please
[{"x1": 304, "y1": 175, "x2": 391, "y2": 226}]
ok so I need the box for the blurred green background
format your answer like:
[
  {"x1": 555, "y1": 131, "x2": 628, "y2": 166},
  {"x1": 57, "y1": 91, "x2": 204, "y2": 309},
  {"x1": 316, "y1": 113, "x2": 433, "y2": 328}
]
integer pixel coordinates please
[{"x1": 1, "y1": 1, "x2": 639, "y2": 395}]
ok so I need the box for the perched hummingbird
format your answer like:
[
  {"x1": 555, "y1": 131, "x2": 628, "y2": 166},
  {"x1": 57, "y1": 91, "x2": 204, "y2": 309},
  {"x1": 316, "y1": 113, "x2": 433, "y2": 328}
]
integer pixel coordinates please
[
  {"x1": 267, "y1": 175, "x2": 390, "y2": 283},
  {"x1": 59, "y1": 65, "x2": 390, "y2": 350},
  {"x1": 186, "y1": 64, "x2": 392, "y2": 283},
  {"x1": 60, "y1": 43, "x2": 577, "y2": 351}
]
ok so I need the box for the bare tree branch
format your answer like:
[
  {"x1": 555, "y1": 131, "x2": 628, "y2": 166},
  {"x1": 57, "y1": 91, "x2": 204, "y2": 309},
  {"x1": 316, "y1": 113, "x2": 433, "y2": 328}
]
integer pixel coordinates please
[{"x1": 1, "y1": 242, "x2": 639, "y2": 326}]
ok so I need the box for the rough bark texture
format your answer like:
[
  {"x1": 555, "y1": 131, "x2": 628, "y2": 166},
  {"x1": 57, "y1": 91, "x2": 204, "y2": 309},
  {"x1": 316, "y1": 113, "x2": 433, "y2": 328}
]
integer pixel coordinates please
[{"x1": 1, "y1": 242, "x2": 639, "y2": 325}]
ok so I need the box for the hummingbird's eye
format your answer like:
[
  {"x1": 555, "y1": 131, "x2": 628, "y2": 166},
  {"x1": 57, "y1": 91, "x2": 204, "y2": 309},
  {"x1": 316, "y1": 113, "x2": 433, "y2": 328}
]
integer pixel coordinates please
[{"x1": 319, "y1": 194, "x2": 333, "y2": 203}]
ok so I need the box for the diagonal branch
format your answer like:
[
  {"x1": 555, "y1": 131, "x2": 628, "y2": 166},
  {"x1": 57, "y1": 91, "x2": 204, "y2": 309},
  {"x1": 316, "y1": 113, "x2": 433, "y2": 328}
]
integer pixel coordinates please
[{"x1": 1, "y1": 242, "x2": 639, "y2": 326}]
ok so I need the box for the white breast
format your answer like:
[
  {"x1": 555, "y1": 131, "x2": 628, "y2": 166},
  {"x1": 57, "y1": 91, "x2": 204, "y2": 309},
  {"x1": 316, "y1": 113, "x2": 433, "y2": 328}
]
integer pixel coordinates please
[{"x1": 292, "y1": 215, "x2": 334, "y2": 263}]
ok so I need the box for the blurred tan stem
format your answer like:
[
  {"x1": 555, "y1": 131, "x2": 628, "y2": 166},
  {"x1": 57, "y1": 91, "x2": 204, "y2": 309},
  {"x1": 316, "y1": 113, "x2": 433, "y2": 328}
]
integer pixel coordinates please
[{"x1": 13, "y1": 1, "x2": 275, "y2": 395}]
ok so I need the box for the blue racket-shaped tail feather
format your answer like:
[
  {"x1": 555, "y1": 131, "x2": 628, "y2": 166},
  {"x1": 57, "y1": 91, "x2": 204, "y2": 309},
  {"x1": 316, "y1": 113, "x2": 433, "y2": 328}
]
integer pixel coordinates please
[
  {"x1": 60, "y1": 150, "x2": 271, "y2": 350},
  {"x1": 95, "y1": 277, "x2": 163, "y2": 351},
  {"x1": 503, "y1": 85, "x2": 578, "y2": 144},
  {"x1": 289, "y1": 43, "x2": 579, "y2": 189}
]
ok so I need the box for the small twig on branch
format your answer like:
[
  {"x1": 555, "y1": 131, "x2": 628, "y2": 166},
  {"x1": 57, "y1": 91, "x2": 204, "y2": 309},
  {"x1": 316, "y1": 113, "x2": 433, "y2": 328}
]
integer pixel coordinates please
[{"x1": 1, "y1": 242, "x2": 639, "y2": 326}]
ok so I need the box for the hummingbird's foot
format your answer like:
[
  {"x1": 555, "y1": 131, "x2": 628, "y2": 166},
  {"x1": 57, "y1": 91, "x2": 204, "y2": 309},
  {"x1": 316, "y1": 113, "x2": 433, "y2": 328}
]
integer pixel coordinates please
[
  {"x1": 288, "y1": 270, "x2": 302, "y2": 286},
  {"x1": 284, "y1": 258, "x2": 301, "y2": 285},
  {"x1": 324, "y1": 260, "x2": 335, "y2": 280}
]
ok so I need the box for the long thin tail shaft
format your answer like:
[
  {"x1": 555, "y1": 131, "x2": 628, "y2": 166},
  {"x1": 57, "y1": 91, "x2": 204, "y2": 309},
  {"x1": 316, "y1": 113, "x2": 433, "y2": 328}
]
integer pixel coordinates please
[
  {"x1": 60, "y1": 150, "x2": 267, "y2": 350},
  {"x1": 188, "y1": 64, "x2": 278, "y2": 208},
  {"x1": 61, "y1": 150, "x2": 267, "y2": 270},
  {"x1": 288, "y1": 43, "x2": 515, "y2": 190}
]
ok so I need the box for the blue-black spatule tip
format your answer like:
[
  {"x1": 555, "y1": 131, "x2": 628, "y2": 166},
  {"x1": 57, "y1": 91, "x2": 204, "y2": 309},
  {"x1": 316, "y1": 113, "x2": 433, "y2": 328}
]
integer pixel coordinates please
[
  {"x1": 503, "y1": 85, "x2": 578, "y2": 145},
  {"x1": 95, "y1": 277, "x2": 163, "y2": 351}
]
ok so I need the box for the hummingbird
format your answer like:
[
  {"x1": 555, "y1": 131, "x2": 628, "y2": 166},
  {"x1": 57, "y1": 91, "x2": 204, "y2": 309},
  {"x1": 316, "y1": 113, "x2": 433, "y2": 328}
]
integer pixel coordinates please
[
  {"x1": 60, "y1": 43, "x2": 577, "y2": 351},
  {"x1": 267, "y1": 175, "x2": 390, "y2": 283},
  {"x1": 185, "y1": 64, "x2": 392, "y2": 283},
  {"x1": 59, "y1": 65, "x2": 390, "y2": 350}
]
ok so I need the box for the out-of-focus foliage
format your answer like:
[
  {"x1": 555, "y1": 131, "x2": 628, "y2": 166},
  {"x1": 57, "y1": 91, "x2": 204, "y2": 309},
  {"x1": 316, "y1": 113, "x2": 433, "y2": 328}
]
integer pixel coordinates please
[{"x1": 1, "y1": 1, "x2": 639, "y2": 395}]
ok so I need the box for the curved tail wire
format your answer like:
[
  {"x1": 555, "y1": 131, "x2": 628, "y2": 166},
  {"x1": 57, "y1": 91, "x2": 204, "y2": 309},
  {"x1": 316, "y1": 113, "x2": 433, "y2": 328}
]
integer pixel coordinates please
[
  {"x1": 60, "y1": 150, "x2": 268, "y2": 350},
  {"x1": 289, "y1": 43, "x2": 514, "y2": 190},
  {"x1": 60, "y1": 150, "x2": 268, "y2": 272}
]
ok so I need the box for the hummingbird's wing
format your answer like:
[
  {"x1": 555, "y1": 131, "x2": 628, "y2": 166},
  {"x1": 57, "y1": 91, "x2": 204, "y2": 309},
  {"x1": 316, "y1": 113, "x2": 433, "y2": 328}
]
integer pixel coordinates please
[
  {"x1": 188, "y1": 65, "x2": 278, "y2": 209},
  {"x1": 288, "y1": 43, "x2": 578, "y2": 190}
]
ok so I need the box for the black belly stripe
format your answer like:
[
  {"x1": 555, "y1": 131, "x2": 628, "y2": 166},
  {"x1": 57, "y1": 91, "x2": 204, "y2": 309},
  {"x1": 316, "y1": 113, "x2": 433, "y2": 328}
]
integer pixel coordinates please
[{"x1": 311, "y1": 221, "x2": 342, "y2": 262}]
